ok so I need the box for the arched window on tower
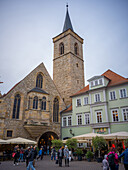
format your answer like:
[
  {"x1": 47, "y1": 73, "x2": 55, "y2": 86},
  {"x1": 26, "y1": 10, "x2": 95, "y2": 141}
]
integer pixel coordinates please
[
  {"x1": 12, "y1": 94, "x2": 21, "y2": 119},
  {"x1": 53, "y1": 98, "x2": 59, "y2": 122},
  {"x1": 33, "y1": 96, "x2": 38, "y2": 109},
  {"x1": 74, "y1": 43, "x2": 78, "y2": 55},
  {"x1": 59, "y1": 43, "x2": 64, "y2": 55},
  {"x1": 41, "y1": 96, "x2": 46, "y2": 111},
  {"x1": 36, "y1": 73, "x2": 43, "y2": 88}
]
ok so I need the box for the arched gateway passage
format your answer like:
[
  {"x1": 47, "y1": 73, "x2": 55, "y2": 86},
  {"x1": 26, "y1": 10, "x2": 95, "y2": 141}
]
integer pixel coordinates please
[{"x1": 38, "y1": 131, "x2": 59, "y2": 154}]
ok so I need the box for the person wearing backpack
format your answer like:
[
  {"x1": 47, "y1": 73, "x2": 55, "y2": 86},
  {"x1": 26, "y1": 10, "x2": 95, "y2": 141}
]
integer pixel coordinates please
[{"x1": 107, "y1": 147, "x2": 119, "y2": 170}]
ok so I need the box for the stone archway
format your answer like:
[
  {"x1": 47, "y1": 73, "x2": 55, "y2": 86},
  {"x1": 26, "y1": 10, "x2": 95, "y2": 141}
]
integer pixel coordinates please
[{"x1": 38, "y1": 131, "x2": 59, "y2": 154}]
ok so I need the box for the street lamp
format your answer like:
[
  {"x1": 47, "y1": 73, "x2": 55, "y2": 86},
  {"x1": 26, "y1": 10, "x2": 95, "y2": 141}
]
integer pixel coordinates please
[{"x1": 69, "y1": 129, "x2": 74, "y2": 136}]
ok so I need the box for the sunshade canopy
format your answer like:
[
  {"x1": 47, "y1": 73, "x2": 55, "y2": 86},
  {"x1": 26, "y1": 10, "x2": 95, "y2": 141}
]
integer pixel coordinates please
[
  {"x1": 72, "y1": 133, "x2": 105, "y2": 140},
  {"x1": 104, "y1": 131, "x2": 128, "y2": 140},
  {"x1": 0, "y1": 139, "x2": 7, "y2": 144},
  {"x1": 6, "y1": 137, "x2": 37, "y2": 144}
]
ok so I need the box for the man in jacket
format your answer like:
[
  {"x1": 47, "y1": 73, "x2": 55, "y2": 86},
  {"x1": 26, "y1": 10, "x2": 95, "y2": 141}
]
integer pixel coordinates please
[
  {"x1": 118, "y1": 146, "x2": 128, "y2": 170},
  {"x1": 27, "y1": 146, "x2": 35, "y2": 170},
  {"x1": 58, "y1": 147, "x2": 63, "y2": 167},
  {"x1": 64, "y1": 145, "x2": 69, "y2": 167}
]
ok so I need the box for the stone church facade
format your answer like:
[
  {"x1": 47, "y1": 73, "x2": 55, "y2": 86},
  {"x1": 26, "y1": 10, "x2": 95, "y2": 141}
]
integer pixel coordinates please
[{"x1": 0, "y1": 6, "x2": 85, "y2": 146}]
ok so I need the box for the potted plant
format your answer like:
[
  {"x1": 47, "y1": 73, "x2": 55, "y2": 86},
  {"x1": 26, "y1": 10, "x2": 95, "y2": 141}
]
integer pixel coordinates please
[
  {"x1": 76, "y1": 148, "x2": 83, "y2": 161},
  {"x1": 92, "y1": 136, "x2": 106, "y2": 162},
  {"x1": 86, "y1": 150, "x2": 93, "y2": 162}
]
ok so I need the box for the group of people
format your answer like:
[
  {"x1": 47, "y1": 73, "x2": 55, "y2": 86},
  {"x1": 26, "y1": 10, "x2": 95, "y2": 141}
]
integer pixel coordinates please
[
  {"x1": 12, "y1": 145, "x2": 37, "y2": 170},
  {"x1": 11, "y1": 144, "x2": 128, "y2": 170},
  {"x1": 51, "y1": 145, "x2": 70, "y2": 167},
  {"x1": 102, "y1": 146, "x2": 128, "y2": 170}
]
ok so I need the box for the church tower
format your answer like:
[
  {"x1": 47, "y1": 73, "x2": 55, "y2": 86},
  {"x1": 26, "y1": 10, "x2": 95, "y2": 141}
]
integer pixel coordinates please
[{"x1": 53, "y1": 5, "x2": 85, "y2": 106}]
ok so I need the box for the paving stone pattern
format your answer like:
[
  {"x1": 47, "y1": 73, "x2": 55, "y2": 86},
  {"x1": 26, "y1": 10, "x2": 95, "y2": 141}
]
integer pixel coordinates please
[{"x1": 0, "y1": 155, "x2": 125, "y2": 170}]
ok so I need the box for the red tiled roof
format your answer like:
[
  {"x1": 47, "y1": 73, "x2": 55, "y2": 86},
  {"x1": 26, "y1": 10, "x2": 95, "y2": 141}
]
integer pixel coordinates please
[
  {"x1": 102, "y1": 69, "x2": 128, "y2": 86},
  {"x1": 71, "y1": 69, "x2": 128, "y2": 97},
  {"x1": 63, "y1": 104, "x2": 72, "y2": 113},
  {"x1": 71, "y1": 85, "x2": 89, "y2": 97}
]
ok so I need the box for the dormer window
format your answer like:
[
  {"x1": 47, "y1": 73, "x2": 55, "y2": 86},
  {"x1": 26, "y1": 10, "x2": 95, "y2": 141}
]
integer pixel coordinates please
[
  {"x1": 99, "y1": 79, "x2": 102, "y2": 85},
  {"x1": 59, "y1": 43, "x2": 64, "y2": 55},
  {"x1": 91, "y1": 82, "x2": 93, "y2": 87},
  {"x1": 95, "y1": 80, "x2": 98, "y2": 86}
]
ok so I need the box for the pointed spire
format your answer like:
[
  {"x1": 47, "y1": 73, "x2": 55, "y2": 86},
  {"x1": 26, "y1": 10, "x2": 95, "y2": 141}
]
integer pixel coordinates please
[{"x1": 62, "y1": 4, "x2": 74, "y2": 32}]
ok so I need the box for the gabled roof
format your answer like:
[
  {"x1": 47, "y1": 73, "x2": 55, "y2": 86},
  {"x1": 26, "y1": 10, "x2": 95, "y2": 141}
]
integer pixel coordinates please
[
  {"x1": 28, "y1": 87, "x2": 49, "y2": 94},
  {"x1": 61, "y1": 104, "x2": 72, "y2": 113},
  {"x1": 87, "y1": 76, "x2": 104, "y2": 82},
  {"x1": 62, "y1": 5, "x2": 74, "y2": 33},
  {"x1": 71, "y1": 85, "x2": 89, "y2": 97},
  {"x1": 71, "y1": 69, "x2": 128, "y2": 97},
  {"x1": 102, "y1": 69, "x2": 128, "y2": 87}
]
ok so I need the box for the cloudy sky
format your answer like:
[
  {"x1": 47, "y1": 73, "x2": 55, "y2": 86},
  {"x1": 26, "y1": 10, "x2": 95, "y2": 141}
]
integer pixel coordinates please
[{"x1": 0, "y1": 0, "x2": 128, "y2": 94}]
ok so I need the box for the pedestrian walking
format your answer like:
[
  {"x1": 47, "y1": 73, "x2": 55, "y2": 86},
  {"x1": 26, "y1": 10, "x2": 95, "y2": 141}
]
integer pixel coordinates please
[
  {"x1": 64, "y1": 145, "x2": 69, "y2": 167},
  {"x1": 102, "y1": 155, "x2": 109, "y2": 170},
  {"x1": 118, "y1": 146, "x2": 128, "y2": 170},
  {"x1": 58, "y1": 147, "x2": 63, "y2": 167},
  {"x1": 13, "y1": 145, "x2": 20, "y2": 166},
  {"x1": 24, "y1": 147, "x2": 30, "y2": 167},
  {"x1": 107, "y1": 147, "x2": 118, "y2": 170},
  {"x1": 37, "y1": 148, "x2": 43, "y2": 160},
  {"x1": 51, "y1": 147, "x2": 56, "y2": 160},
  {"x1": 19, "y1": 147, "x2": 24, "y2": 162},
  {"x1": 27, "y1": 146, "x2": 35, "y2": 170},
  {"x1": 33, "y1": 146, "x2": 37, "y2": 167}
]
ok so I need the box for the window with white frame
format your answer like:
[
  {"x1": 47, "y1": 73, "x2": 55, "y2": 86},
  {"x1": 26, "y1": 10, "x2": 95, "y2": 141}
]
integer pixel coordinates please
[
  {"x1": 120, "y1": 89, "x2": 127, "y2": 98},
  {"x1": 111, "y1": 109, "x2": 119, "y2": 122},
  {"x1": 96, "y1": 111, "x2": 102, "y2": 123},
  {"x1": 68, "y1": 116, "x2": 72, "y2": 126},
  {"x1": 77, "y1": 114, "x2": 82, "y2": 125},
  {"x1": 110, "y1": 91, "x2": 116, "y2": 100},
  {"x1": 122, "y1": 108, "x2": 128, "y2": 121},
  {"x1": 84, "y1": 97, "x2": 88, "y2": 105},
  {"x1": 91, "y1": 81, "x2": 93, "y2": 87},
  {"x1": 76, "y1": 99, "x2": 81, "y2": 106},
  {"x1": 85, "y1": 113, "x2": 90, "y2": 124},
  {"x1": 95, "y1": 80, "x2": 98, "y2": 86},
  {"x1": 99, "y1": 79, "x2": 102, "y2": 85},
  {"x1": 63, "y1": 117, "x2": 67, "y2": 127},
  {"x1": 95, "y1": 93, "x2": 100, "y2": 102}
]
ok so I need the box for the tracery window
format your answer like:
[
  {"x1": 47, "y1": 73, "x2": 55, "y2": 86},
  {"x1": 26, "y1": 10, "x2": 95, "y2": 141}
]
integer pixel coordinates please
[
  {"x1": 41, "y1": 96, "x2": 46, "y2": 110},
  {"x1": 53, "y1": 98, "x2": 59, "y2": 122},
  {"x1": 74, "y1": 43, "x2": 78, "y2": 55},
  {"x1": 33, "y1": 96, "x2": 38, "y2": 109},
  {"x1": 12, "y1": 94, "x2": 21, "y2": 119},
  {"x1": 36, "y1": 73, "x2": 43, "y2": 88},
  {"x1": 59, "y1": 43, "x2": 64, "y2": 55}
]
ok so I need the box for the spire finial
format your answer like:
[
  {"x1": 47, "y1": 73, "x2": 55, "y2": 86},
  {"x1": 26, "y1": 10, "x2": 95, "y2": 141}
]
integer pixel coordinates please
[{"x1": 66, "y1": 3, "x2": 68, "y2": 9}]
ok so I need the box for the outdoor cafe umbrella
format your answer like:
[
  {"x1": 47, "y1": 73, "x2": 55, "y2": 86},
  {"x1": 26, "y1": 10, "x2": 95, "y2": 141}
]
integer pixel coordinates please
[
  {"x1": 72, "y1": 133, "x2": 105, "y2": 140},
  {"x1": 6, "y1": 137, "x2": 37, "y2": 144},
  {"x1": 103, "y1": 131, "x2": 128, "y2": 140},
  {"x1": 62, "y1": 139, "x2": 88, "y2": 144},
  {"x1": 0, "y1": 139, "x2": 7, "y2": 144}
]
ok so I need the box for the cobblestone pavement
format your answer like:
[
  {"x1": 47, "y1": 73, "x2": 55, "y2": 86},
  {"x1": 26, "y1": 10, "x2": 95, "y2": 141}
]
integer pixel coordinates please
[{"x1": 0, "y1": 156, "x2": 125, "y2": 170}]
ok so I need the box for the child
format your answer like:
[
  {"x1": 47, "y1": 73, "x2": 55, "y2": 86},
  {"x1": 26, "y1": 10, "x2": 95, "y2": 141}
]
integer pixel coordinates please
[{"x1": 102, "y1": 155, "x2": 109, "y2": 170}]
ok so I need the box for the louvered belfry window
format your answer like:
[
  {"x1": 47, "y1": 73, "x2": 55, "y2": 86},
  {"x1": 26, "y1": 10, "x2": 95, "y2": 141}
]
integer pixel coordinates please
[
  {"x1": 53, "y1": 98, "x2": 59, "y2": 122},
  {"x1": 59, "y1": 43, "x2": 64, "y2": 55}
]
